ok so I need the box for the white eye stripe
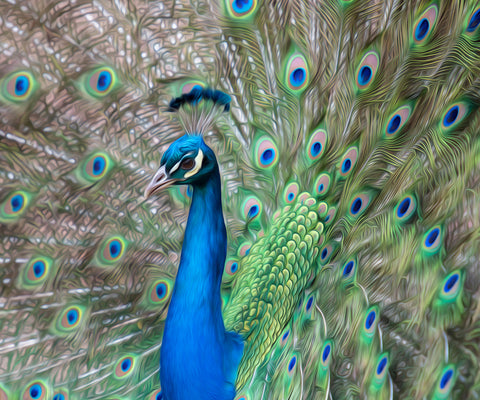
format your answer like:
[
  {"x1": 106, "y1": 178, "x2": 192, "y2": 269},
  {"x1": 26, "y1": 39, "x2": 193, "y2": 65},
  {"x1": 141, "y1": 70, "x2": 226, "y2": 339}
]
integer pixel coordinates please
[
  {"x1": 169, "y1": 160, "x2": 182, "y2": 174},
  {"x1": 184, "y1": 149, "x2": 204, "y2": 178}
]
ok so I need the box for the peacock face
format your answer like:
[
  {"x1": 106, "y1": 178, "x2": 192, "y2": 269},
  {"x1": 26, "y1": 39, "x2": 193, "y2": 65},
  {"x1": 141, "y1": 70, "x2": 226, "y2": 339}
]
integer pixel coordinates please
[{"x1": 145, "y1": 135, "x2": 216, "y2": 197}]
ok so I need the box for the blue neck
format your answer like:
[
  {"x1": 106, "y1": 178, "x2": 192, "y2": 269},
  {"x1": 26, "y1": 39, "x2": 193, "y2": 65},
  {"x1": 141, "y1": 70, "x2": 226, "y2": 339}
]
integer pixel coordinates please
[
  {"x1": 160, "y1": 162, "x2": 243, "y2": 399},
  {"x1": 173, "y1": 165, "x2": 226, "y2": 303}
]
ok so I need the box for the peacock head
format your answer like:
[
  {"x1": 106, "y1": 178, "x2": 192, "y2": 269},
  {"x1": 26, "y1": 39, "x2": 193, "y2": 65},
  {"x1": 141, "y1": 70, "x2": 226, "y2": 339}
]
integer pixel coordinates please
[{"x1": 145, "y1": 134, "x2": 217, "y2": 198}]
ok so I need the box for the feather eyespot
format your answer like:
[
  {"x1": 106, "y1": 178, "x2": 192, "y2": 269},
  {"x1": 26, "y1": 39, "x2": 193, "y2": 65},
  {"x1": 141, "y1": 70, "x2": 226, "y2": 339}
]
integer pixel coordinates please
[
  {"x1": 149, "y1": 389, "x2": 163, "y2": 400},
  {"x1": 320, "y1": 340, "x2": 333, "y2": 368},
  {"x1": 1, "y1": 71, "x2": 37, "y2": 104},
  {"x1": 363, "y1": 306, "x2": 379, "y2": 339},
  {"x1": 435, "y1": 365, "x2": 456, "y2": 398},
  {"x1": 422, "y1": 225, "x2": 442, "y2": 254},
  {"x1": 348, "y1": 193, "x2": 371, "y2": 218},
  {"x1": 62, "y1": 307, "x2": 81, "y2": 328},
  {"x1": 115, "y1": 355, "x2": 136, "y2": 379},
  {"x1": 341, "y1": 258, "x2": 357, "y2": 286},
  {"x1": 319, "y1": 243, "x2": 334, "y2": 265},
  {"x1": 339, "y1": 146, "x2": 359, "y2": 177},
  {"x1": 225, "y1": 0, "x2": 258, "y2": 19},
  {"x1": 305, "y1": 295, "x2": 314, "y2": 313},
  {"x1": 324, "y1": 207, "x2": 336, "y2": 226},
  {"x1": 439, "y1": 270, "x2": 463, "y2": 303},
  {"x1": 242, "y1": 196, "x2": 262, "y2": 220},
  {"x1": 283, "y1": 182, "x2": 299, "y2": 204},
  {"x1": 0, "y1": 191, "x2": 31, "y2": 223},
  {"x1": 80, "y1": 152, "x2": 112, "y2": 183},
  {"x1": 314, "y1": 173, "x2": 331, "y2": 197},
  {"x1": 466, "y1": 7, "x2": 480, "y2": 34},
  {"x1": 287, "y1": 356, "x2": 297, "y2": 375},
  {"x1": 225, "y1": 259, "x2": 240, "y2": 277},
  {"x1": 23, "y1": 381, "x2": 47, "y2": 400},
  {"x1": 238, "y1": 242, "x2": 252, "y2": 257},
  {"x1": 52, "y1": 391, "x2": 68, "y2": 400},
  {"x1": 254, "y1": 136, "x2": 279, "y2": 169},
  {"x1": 394, "y1": 194, "x2": 417, "y2": 223},
  {"x1": 24, "y1": 257, "x2": 52, "y2": 286},
  {"x1": 384, "y1": 105, "x2": 413, "y2": 137},
  {"x1": 279, "y1": 328, "x2": 291, "y2": 348},
  {"x1": 306, "y1": 129, "x2": 327, "y2": 161},
  {"x1": 150, "y1": 280, "x2": 172, "y2": 304},
  {"x1": 97, "y1": 236, "x2": 127, "y2": 266},
  {"x1": 372, "y1": 353, "x2": 390, "y2": 387},
  {"x1": 285, "y1": 53, "x2": 309, "y2": 93},
  {"x1": 413, "y1": 5, "x2": 438, "y2": 44},
  {"x1": 355, "y1": 51, "x2": 379, "y2": 90},
  {"x1": 84, "y1": 67, "x2": 118, "y2": 98},
  {"x1": 441, "y1": 102, "x2": 468, "y2": 131}
]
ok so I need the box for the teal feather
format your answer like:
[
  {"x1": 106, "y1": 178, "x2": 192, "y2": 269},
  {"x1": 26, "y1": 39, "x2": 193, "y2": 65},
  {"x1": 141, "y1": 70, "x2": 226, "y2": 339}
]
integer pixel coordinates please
[{"x1": 1, "y1": 1, "x2": 480, "y2": 399}]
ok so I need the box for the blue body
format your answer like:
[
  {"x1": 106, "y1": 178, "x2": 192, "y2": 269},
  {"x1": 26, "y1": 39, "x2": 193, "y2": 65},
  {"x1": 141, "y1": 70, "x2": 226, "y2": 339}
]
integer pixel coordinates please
[{"x1": 160, "y1": 162, "x2": 244, "y2": 400}]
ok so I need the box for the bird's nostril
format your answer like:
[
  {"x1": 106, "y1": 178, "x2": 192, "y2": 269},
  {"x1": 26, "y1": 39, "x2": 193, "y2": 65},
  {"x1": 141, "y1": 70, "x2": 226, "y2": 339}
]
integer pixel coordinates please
[{"x1": 156, "y1": 173, "x2": 165, "y2": 183}]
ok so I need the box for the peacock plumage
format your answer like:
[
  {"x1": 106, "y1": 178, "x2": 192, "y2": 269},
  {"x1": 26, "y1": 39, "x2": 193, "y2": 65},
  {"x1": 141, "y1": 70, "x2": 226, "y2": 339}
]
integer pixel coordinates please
[{"x1": 1, "y1": 0, "x2": 480, "y2": 399}]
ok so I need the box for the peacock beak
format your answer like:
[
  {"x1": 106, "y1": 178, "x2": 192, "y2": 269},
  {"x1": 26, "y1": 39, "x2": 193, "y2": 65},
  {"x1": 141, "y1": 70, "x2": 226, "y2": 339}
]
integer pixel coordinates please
[{"x1": 145, "y1": 165, "x2": 177, "y2": 198}]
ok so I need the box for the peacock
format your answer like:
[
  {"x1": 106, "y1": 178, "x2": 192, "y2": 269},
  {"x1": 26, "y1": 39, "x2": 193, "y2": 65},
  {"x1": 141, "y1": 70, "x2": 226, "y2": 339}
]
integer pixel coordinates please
[{"x1": 0, "y1": 0, "x2": 480, "y2": 399}]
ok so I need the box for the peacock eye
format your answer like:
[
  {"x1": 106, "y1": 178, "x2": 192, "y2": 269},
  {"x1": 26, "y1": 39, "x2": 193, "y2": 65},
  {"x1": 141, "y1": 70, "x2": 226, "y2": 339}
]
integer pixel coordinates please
[{"x1": 180, "y1": 158, "x2": 195, "y2": 170}]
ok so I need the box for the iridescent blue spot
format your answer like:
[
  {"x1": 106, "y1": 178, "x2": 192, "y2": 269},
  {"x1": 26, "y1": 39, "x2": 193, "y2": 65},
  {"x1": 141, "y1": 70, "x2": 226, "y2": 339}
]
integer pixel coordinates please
[
  {"x1": 322, "y1": 345, "x2": 331, "y2": 362},
  {"x1": 318, "y1": 184, "x2": 324, "y2": 192},
  {"x1": 377, "y1": 357, "x2": 387, "y2": 375},
  {"x1": 30, "y1": 384, "x2": 42, "y2": 399},
  {"x1": 156, "y1": 283, "x2": 166, "y2": 298},
  {"x1": 415, "y1": 18, "x2": 430, "y2": 41},
  {"x1": 425, "y1": 228, "x2": 439, "y2": 247},
  {"x1": 53, "y1": 394, "x2": 65, "y2": 400},
  {"x1": 282, "y1": 330, "x2": 289, "y2": 341},
  {"x1": 97, "y1": 71, "x2": 112, "y2": 92},
  {"x1": 443, "y1": 106, "x2": 459, "y2": 127},
  {"x1": 306, "y1": 296, "x2": 313, "y2": 311},
  {"x1": 366, "y1": 310, "x2": 376, "y2": 330},
  {"x1": 387, "y1": 115, "x2": 401, "y2": 134},
  {"x1": 397, "y1": 197, "x2": 411, "y2": 218},
  {"x1": 351, "y1": 198, "x2": 362, "y2": 214},
  {"x1": 15, "y1": 76, "x2": 29, "y2": 96},
  {"x1": 325, "y1": 215, "x2": 330, "y2": 222},
  {"x1": 156, "y1": 392, "x2": 163, "y2": 400},
  {"x1": 261, "y1": 149, "x2": 274, "y2": 165},
  {"x1": 321, "y1": 248, "x2": 328, "y2": 259},
  {"x1": 467, "y1": 9, "x2": 480, "y2": 32},
  {"x1": 245, "y1": 247, "x2": 250, "y2": 256},
  {"x1": 92, "y1": 157, "x2": 105, "y2": 176},
  {"x1": 110, "y1": 241, "x2": 121, "y2": 258},
  {"x1": 444, "y1": 274, "x2": 458, "y2": 292},
  {"x1": 67, "y1": 309, "x2": 79, "y2": 325},
  {"x1": 343, "y1": 261, "x2": 354, "y2": 276},
  {"x1": 288, "y1": 192, "x2": 294, "y2": 201},
  {"x1": 121, "y1": 358, "x2": 131, "y2": 372},
  {"x1": 233, "y1": 0, "x2": 253, "y2": 13},
  {"x1": 33, "y1": 261, "x2": 45, "y2": 278},
  {"x1": 358, "y1": 66, "x2": 372, "y2": 85},
  {"x1": 342, "y1": 158, "x2": 352, "y2": 173},
  {"x1": 291, "y1": 68, "x2": 306, "y2": 87},
  {"x1": 11, "y1": 194, "x2": 23, "y2": 212},
  {"x1": 288, "y1": 356, "x2": 296, "y2": 372},
  {"x1": 231, "y1": 262, "x2": 238, "y2": 273},
  {"x1": 248, "y1": 205, "x2": 259, "y2": 218},
  {"x1": 440, "y1": 369, "x2": 453, "y2": 389},
  {"x1": 311, "y1": 142, "x2": 322, "y2": 157}
]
